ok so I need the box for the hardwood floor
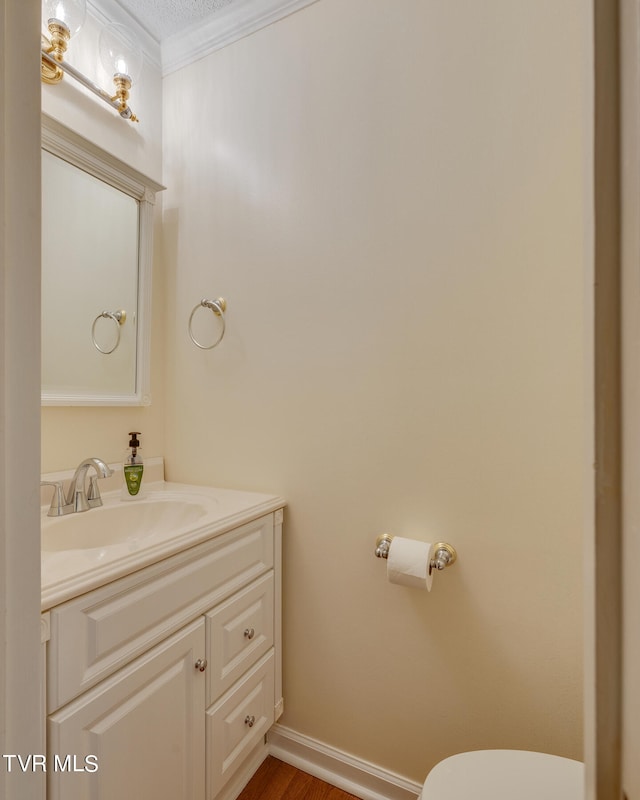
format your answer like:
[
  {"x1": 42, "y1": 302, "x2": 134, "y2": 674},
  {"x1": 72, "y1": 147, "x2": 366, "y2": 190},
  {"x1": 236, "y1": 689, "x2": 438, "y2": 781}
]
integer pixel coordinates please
[{"x1": 236, "y1": 757, "x2": 360, "y2": 800}]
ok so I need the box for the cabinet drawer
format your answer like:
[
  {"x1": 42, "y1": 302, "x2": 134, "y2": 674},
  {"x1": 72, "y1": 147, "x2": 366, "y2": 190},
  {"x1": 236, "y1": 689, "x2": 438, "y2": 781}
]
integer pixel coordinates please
[
  {"x1": 206, "y1": 571, "x2": 274, "y2": 705},
  {"x1": 48, "y1": 514, "x2": 273, "y2": 712},
  {"x1": 206, "y1": 650, "x2": 275, "y2": 799}
]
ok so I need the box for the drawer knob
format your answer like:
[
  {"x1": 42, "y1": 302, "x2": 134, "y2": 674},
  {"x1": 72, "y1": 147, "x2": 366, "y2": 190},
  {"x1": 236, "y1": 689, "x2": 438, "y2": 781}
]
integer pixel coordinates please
[
  {"x1": 195, "y1": 658, "x2": 208, "y2": 672},
  {"x1": 244, "y1": 627, "x2": 255, "y2": 640},
  {"x1": 244, "y1": 715, "x2": 256, "y2": 728}
]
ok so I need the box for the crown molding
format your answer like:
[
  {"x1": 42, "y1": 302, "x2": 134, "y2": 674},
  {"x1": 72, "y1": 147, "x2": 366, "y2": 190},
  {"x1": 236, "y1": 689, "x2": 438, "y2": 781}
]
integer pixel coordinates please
[
  {"x1": 88, "y1": 0, "x2": 162, "y2": 70},
  {"x1": 161, "y1": 0, "x2": 320, "y2": 76}
]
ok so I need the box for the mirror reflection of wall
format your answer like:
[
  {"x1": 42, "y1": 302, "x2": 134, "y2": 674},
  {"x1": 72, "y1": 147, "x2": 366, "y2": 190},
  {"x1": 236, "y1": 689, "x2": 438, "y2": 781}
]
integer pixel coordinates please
[
  {"x1": 41, "y1": 114, "x2": 163, "y2": 407},
  {"x1": 41, "y1": 150, "x2": 139, "y2": 398}
]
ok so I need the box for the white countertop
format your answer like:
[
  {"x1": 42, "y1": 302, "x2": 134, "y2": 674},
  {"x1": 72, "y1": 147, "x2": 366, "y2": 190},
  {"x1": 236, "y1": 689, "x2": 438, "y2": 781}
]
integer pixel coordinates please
[{"x1": 41, "y1": 480, "x2": 285, "y2": 611}]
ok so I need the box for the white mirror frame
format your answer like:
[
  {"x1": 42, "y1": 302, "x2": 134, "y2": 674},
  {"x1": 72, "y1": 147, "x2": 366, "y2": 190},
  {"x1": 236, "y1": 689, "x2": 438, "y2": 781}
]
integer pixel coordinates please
[{"x1": 41, "y1": 114, "x2": 164, "y2": 406}]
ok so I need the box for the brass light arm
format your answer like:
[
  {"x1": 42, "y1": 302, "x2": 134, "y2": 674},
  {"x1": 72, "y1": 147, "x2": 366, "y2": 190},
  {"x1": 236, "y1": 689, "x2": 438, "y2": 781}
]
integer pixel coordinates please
[
  {"x1": 41, "y1": 29, "x2": 68, "y2": 84},
  {"x1": 40, "y1": 49, "x2": 138, "y2": 122},
  {"x1": 111, "y1": 74, "x2": 138, "y2": 121}
]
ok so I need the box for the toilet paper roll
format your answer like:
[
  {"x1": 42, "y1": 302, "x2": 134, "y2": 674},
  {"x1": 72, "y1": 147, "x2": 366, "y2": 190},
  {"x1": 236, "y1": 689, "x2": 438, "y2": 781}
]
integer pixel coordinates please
[{"x1": 387, "y1": 537, "x2": 435, "y2": 590}]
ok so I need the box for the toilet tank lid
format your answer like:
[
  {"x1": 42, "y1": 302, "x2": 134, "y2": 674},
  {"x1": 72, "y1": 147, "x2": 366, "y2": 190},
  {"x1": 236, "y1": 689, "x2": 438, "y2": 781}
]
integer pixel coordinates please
[{"x1": 421, "y1": 750, "x2": 584, "y2": 800}]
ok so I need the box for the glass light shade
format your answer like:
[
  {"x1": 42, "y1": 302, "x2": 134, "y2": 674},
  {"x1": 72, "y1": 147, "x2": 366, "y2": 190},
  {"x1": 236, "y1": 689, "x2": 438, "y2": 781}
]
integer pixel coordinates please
[
  {"x1": 42, "y1": 0, "x2": 86, "y2": 35},
  {"x1": 98, "y1": 23, "x2": 143, "y2": 84}
]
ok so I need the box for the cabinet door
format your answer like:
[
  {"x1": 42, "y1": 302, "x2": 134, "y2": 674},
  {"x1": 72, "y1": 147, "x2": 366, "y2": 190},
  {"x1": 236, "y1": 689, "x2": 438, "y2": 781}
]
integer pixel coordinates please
[{"x1": 48, "y1": 619, "x2": 206, "y2": 800}]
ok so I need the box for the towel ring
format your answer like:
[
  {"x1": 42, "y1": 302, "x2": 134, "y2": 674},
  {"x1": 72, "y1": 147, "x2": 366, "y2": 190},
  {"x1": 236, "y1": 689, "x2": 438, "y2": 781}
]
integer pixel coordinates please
[
  {"x1": 188, "y1": 297, "x2": 227, "y2": 350},
  {"x1": 91, "y1": 309, "x2": 126, "y2": 355}
]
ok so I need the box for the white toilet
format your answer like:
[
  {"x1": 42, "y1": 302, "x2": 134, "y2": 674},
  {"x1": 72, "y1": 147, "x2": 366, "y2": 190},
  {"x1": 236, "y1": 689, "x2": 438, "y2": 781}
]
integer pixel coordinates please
[{"x1": 419, "y1": 750, "x2": 584, "y2": 800}]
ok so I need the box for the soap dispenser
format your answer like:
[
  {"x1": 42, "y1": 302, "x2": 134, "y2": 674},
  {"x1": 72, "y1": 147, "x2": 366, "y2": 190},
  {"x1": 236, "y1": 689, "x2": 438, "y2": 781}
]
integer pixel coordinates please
[{"x1": 122, "y1": 431, "x2": 144, "y2": 499}]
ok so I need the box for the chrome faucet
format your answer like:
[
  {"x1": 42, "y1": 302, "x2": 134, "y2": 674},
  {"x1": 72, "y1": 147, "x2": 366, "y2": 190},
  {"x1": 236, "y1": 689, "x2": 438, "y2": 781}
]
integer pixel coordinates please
[
  {"x1": 40, "y1": 480, "x2": 72, "y2": 517},
  {"x1": 67, "y1": 457, "x2": 113, "y2": 512},
  {"x1": 41, "y1": 458, "x2": 113, "y2": 517}
]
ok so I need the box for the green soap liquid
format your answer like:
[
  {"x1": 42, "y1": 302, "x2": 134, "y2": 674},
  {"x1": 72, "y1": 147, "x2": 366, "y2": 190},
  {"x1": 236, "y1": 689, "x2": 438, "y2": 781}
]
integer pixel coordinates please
[{"x1": 124, "y1": 464, "x2": 144, "y2": 496}]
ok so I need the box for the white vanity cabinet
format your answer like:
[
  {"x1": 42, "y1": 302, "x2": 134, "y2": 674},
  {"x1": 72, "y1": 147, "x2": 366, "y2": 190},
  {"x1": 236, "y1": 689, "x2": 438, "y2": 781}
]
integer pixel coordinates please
[{"x1": 43, "y1": 509, "x2": 283, "y2": 800}]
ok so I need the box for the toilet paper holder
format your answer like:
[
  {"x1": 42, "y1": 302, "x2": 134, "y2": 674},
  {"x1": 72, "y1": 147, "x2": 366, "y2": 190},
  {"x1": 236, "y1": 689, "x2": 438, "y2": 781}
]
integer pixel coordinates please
[{"x1": 375, "y1": 534, "x2": 457, "y2": 571}]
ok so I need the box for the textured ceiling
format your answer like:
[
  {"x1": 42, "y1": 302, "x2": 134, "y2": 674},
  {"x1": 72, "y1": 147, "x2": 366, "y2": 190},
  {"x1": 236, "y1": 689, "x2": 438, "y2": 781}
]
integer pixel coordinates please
[{"x1": 114, "y1": 0, "x2": 239, "y2": 42}]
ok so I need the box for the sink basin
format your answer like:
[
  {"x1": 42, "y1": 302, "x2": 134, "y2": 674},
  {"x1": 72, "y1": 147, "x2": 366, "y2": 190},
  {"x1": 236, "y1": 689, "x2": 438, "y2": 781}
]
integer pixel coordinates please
[
  {"x1": 40, "y1": 478, "x2": 285, "y2": 612},
  {"x1": 41, "y1": 494, "x2": 211, "y2": 552}
]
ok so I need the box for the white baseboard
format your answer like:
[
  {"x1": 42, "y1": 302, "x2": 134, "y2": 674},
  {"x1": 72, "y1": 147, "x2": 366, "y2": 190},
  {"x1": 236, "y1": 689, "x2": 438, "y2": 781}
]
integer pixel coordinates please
[{"x1": 267, "y1": 724, "x2": 422, "y2": 800}]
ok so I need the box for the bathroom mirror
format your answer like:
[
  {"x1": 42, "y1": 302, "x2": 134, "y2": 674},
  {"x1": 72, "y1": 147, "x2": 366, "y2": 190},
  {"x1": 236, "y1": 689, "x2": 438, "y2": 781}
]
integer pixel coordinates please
[{"x1": 41, "y1": 114, "x2": 164, "y2": 406}]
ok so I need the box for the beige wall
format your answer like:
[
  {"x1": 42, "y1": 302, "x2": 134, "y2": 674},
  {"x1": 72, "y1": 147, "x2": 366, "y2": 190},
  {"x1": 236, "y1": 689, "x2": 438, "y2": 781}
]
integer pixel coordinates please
[
  {"x1": 162, "y1": 0, "x2": 588, "y2": 781},
  {"x1": 40, "y1": 4, "x2": 166, "y2": 473}
]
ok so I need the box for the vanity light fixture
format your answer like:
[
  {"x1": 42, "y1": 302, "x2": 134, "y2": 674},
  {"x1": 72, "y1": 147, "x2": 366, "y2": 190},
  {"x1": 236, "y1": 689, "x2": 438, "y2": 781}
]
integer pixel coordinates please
[
  {"x1": 40, "y1": 0, "x2": 86, "y2": 83},
  {"x1": 41, "y1": 0, "x2": 142, "y2": 123},
  {"x1": 98, "y1": 23, "x2": 143, "y2": 121}
]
